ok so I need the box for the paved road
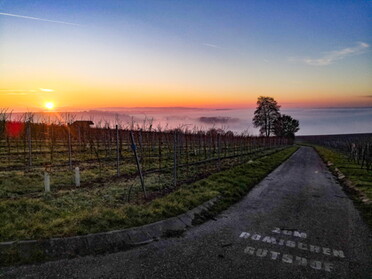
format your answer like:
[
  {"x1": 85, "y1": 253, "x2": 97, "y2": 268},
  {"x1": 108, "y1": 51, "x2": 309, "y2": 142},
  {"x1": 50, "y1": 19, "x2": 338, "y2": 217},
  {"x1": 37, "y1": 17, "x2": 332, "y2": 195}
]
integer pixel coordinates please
[{"x1": 2, "y1": 147, "x2": 371, "y2": 278}]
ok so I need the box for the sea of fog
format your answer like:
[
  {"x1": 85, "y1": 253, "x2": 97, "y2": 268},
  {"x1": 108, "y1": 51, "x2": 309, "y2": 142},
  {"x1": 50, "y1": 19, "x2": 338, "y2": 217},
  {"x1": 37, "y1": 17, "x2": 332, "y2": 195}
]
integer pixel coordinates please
[{"x1": 11, "y1": 107, "x2": 372, "y2": 136}]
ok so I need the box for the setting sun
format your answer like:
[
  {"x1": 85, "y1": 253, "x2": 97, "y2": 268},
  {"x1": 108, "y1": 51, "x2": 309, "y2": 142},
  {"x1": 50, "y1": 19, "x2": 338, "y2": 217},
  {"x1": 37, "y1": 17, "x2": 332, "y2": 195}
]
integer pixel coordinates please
[{"x1": 45, "y1": 102, "x2": 54, "y2": 110}]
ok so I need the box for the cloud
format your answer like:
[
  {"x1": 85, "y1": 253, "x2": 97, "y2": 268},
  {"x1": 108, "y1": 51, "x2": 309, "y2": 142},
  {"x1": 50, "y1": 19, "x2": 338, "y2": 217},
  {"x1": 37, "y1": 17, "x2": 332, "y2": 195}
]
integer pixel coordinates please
[
  {"x1": 0, "y1": 89, "x2": 34, "y2": 95},
  {"x1": 292, "y1": 42, "x2": 369, "y2": 66},
  {"x1": 360, "y1": 95, "x2": 372, "y2": 98},
  {"x1": 0, "y1": 89, "x2": 35, "y2": 92},
  {"x1": 0, "y1": 88, "x2": 54, "y2": 95},
  {"x1": 2, "y1": 92, "x2": 28, "y2": 95},
  {"x1": 202, "y1": 43, "x2": 222, "y2": 49},
  {"x1": 198, "y1": 116, "x2": 239, "y2": 124},
  {"x1": 0, "y1": 12, "x2": 80, "y2": 26},
  {"x1": 39, "y1": 88, "x2": 54, "y2": 92}
]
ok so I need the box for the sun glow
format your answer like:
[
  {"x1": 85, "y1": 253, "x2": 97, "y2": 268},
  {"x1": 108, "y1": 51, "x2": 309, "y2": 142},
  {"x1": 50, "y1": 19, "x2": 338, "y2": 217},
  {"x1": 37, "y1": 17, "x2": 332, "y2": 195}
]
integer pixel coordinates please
[{"x1": 45, "y1": 102, "x2": 55, "y2": 110}]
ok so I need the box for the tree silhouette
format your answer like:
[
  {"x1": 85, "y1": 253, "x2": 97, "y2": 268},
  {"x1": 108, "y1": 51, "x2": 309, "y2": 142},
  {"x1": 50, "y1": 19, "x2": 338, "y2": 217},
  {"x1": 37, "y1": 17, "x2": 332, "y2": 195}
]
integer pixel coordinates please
[
  {"x1": 273, "y1": 114, "x2": 300, "y2": 138},
  {"x1": 253, "y1": 96, "x2": 280, "y2": 137}
]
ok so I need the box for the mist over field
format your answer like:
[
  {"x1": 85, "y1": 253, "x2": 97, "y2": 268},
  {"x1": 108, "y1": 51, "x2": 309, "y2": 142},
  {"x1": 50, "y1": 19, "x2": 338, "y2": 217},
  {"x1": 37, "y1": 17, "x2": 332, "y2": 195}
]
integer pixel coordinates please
[{"x1": 10, "y1": 107, "x2": 372, "y2": 136}]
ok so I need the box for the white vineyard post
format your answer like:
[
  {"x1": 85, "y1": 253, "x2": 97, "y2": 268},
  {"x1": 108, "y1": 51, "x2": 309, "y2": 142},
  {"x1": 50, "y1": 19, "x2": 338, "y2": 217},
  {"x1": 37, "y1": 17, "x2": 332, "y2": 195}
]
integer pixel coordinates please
[
  {"x1": 75, "y1": 167, "x2": 80, "y2": 187},
  {"x1": 44, "y1": 172, "x2": 50, "y2": 192}
]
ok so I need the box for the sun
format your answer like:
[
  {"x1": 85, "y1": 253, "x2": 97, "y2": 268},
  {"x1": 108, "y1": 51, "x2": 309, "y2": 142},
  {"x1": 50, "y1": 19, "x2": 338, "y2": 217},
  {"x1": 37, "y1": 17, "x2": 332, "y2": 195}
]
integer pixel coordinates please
[{"x1": 45, "y1": 102, "x2": 55, "y2": 110}]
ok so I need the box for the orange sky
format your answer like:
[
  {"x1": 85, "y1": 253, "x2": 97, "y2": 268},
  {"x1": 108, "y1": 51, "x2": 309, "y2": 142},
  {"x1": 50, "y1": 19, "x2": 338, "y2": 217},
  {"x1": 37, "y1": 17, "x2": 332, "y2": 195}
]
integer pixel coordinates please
[{"x1": 1, "y1": 83, "x2": 371, "y2": 112}]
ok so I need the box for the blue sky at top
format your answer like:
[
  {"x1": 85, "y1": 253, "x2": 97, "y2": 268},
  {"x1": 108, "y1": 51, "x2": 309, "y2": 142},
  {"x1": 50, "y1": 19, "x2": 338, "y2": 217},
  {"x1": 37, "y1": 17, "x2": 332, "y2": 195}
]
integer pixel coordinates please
[{"x1": 0, "y1": 0, "x2": 371, "y2": 109}]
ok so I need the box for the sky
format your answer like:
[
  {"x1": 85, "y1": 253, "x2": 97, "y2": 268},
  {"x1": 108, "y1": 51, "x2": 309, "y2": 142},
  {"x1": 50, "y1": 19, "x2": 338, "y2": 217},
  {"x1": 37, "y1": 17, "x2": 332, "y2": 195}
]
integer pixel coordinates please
[{"x1": 0, "y1": 0, "x2": 371, "y2": 111}]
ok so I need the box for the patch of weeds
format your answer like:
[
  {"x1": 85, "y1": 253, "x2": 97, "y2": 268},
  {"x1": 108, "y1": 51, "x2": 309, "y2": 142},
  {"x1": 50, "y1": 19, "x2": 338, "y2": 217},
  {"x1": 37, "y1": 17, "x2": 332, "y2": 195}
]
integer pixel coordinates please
[{"x1": 312, "y1": 145, "x2": 372, "y2": 230}]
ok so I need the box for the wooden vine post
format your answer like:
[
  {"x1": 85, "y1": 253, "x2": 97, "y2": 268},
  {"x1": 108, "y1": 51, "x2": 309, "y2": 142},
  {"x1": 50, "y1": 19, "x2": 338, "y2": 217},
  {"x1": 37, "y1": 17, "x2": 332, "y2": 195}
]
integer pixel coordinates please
[{"x1": 130, "y1": 131, "x2": 147, "y2": 198}]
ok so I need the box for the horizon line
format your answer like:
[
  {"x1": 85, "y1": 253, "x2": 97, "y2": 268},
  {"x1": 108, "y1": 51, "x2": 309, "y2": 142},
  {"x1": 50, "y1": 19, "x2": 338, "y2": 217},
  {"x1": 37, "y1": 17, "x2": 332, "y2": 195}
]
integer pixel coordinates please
[{"x1": 4, "y1": 105, "x2": 372, "y2": 114}]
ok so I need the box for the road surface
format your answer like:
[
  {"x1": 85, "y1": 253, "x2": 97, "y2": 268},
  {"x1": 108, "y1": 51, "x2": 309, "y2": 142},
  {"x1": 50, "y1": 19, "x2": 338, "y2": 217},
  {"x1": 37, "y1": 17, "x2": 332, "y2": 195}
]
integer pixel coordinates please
[{"x1": 1, "y1": 146, "x2": 371, "y2": 278}]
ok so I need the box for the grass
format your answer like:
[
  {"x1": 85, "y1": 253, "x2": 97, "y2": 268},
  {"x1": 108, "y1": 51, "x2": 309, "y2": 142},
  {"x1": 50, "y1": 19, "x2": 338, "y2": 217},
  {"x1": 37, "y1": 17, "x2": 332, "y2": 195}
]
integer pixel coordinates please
[
  {"x1": 312, "y1": 145, "x2": 372, "y2": 229},
  {"x1": 0, "y1": 146, "x2": 298, "y2": 242}
]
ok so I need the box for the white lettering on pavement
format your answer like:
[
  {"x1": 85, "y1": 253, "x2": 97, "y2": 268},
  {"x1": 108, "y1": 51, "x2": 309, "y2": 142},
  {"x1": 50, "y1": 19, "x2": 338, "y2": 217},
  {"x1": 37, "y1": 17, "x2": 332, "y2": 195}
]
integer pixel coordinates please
[
  {"x1": 243, "y1": 246, "x2": 334, "y2": 272},
  {"x1": 239, "y1": 231, "x2": 345, "y2": 258},
  {"x1": 240, "y1": 228, "x2": 344, "y2": 273},
  {"x1": 272, "y1": 227, "x2": 307, "y2": 239}
]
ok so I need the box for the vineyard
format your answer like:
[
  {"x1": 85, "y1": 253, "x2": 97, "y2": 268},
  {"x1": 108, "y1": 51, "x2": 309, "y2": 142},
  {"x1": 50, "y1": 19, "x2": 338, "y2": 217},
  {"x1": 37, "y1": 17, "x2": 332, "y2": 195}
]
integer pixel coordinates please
[
  {"x1": 0, "y1": 112, "x2": 293, "y2": 201},
  {"x1": 297, "y1": 133, "x2": 372, "y2": 170}
]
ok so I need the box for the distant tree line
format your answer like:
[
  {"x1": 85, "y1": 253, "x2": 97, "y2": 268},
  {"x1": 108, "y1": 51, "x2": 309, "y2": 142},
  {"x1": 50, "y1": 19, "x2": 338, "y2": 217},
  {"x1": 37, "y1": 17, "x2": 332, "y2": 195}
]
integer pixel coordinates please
[{"x1": 252, "y1": 96, "x2": 299, "y2": 138}]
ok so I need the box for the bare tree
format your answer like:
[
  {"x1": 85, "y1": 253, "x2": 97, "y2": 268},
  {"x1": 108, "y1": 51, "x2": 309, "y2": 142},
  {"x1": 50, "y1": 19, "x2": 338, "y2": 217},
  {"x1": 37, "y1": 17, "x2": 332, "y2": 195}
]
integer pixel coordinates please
[{"x1": 253, "y1": 96, "x2": 280, "y2": 137}]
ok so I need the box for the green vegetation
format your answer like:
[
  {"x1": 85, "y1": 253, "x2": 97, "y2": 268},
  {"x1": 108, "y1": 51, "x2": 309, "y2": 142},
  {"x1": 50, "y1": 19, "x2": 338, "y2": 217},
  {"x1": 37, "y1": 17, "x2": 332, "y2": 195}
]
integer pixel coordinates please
[
  {"x1": 314, "y1": 145, "x2": 372, "y2": 229},
  {"x1": 0, "y1": 146, "x2": 297, "y2": 242}
]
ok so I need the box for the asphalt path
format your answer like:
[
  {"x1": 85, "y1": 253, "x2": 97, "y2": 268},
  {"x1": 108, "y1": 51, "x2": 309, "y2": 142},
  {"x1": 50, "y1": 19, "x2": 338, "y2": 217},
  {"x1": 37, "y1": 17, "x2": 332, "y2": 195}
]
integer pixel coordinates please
[{"x1": 2, "y1": 146, "x2": 371, "y2": 278}]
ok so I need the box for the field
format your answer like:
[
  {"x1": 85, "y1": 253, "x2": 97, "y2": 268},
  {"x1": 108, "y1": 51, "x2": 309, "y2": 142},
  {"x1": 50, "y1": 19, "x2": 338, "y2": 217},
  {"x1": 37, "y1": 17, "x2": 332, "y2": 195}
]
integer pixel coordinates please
[
  {"x1": 0, "y1": 115, "x2": 293, "y2": 198},
  {"x1": 0, "y1": 116, "x2": 295, "y2": 241}
]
